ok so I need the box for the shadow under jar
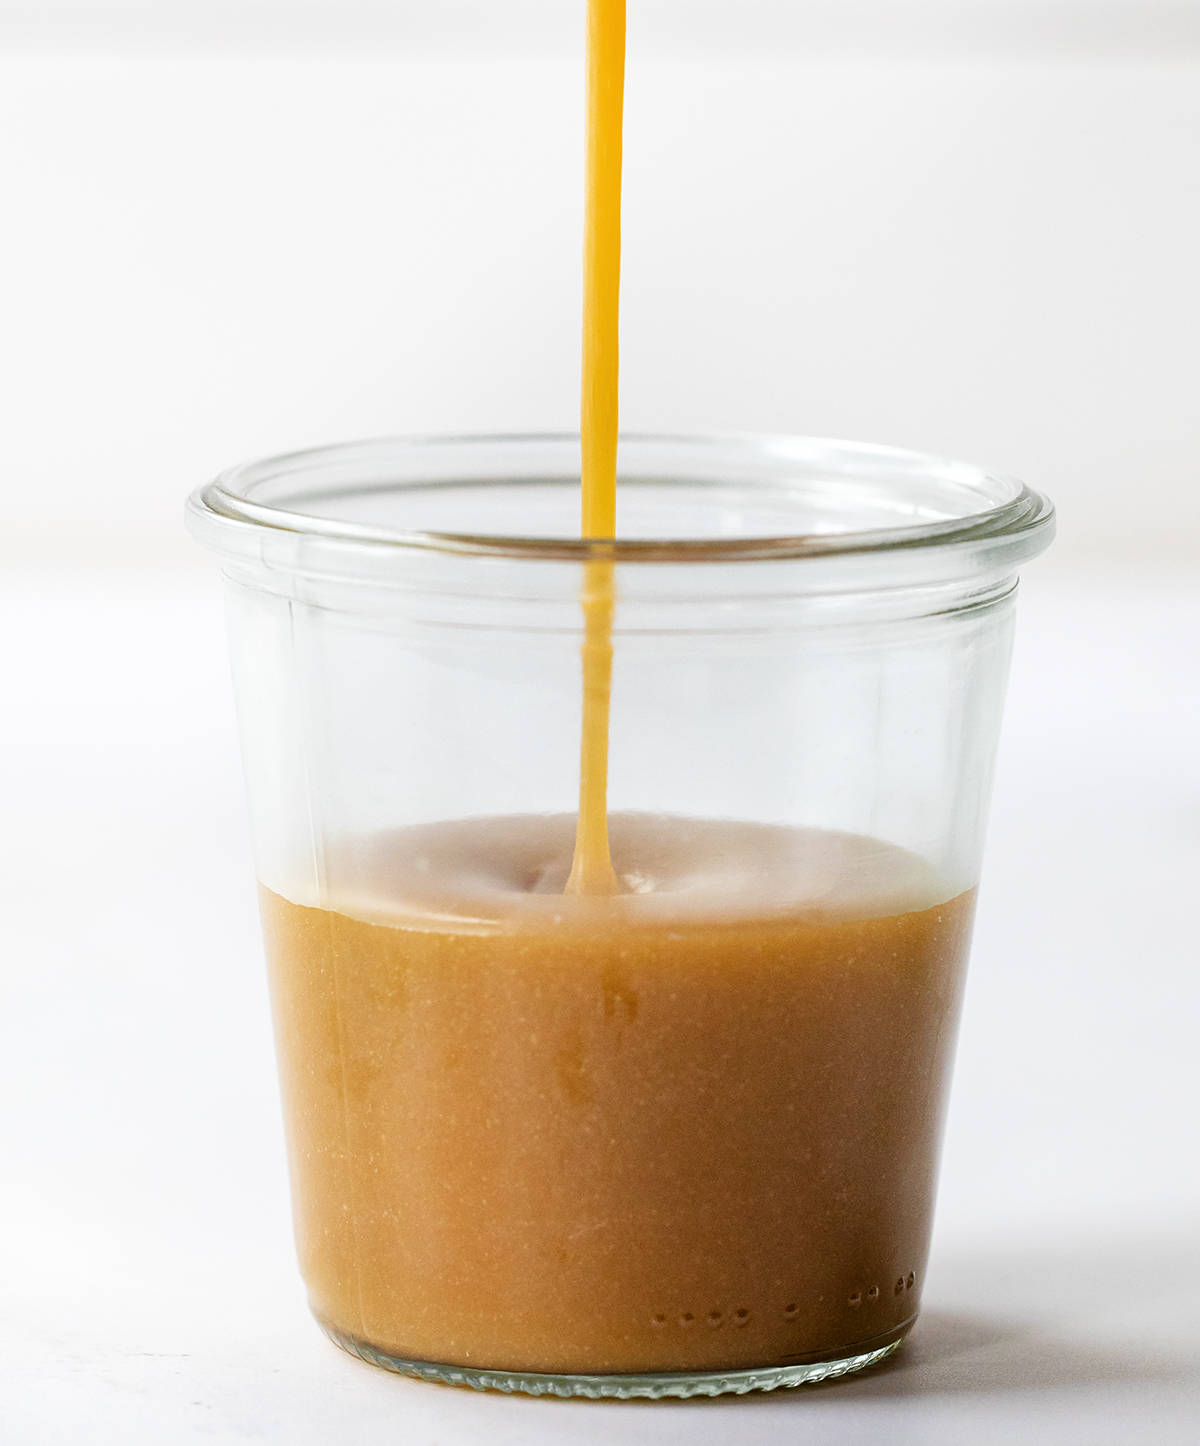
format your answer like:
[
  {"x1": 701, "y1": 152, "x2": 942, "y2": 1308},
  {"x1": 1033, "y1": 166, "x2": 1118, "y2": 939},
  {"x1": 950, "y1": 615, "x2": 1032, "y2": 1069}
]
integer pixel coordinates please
[{"x1": 187, "y1": 434, "x2": 1053, "y2": 1399}]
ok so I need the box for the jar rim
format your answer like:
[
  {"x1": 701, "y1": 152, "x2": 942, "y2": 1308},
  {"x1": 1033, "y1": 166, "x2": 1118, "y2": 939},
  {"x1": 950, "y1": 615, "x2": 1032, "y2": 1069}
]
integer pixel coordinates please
[{"x1": 186, "y1": 431, "x2": 1054, "y2": 572}]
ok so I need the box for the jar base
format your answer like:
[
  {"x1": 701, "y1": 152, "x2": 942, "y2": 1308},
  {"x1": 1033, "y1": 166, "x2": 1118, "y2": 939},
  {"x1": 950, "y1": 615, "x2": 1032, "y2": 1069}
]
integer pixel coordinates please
[{"x1": 319, "y1": 1321, "x2": 907, "y2": 1399}]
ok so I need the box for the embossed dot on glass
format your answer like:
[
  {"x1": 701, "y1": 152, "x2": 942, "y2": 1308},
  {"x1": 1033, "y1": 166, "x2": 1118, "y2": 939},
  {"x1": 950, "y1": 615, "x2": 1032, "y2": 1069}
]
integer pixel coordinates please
[{"x1": 187, "y1": 432, "x2": 1053, "y2": 1399}]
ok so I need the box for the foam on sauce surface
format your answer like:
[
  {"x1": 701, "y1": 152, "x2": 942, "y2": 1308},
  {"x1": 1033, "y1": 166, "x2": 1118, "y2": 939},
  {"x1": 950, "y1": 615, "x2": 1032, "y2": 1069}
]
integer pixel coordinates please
[{"x1": 308, "y1": 814, "x2": 948, "y2": 932}]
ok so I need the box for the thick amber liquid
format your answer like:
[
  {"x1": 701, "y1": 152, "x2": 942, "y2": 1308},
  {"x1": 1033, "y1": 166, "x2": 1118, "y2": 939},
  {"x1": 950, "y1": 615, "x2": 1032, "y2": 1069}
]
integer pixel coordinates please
[
  {"x1": 569, "y1": 0, "x2": 625, "y2": 894},
  {"x1": 260, "y1": 815, "x2": 974, "y2": 1375}
]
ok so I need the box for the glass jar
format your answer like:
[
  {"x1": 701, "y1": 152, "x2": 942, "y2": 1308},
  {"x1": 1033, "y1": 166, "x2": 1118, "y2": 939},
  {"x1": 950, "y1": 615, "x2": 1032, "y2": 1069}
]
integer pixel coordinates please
[{"x1": 187, "y1": 434, "x2": 1053, "y2": 1398}]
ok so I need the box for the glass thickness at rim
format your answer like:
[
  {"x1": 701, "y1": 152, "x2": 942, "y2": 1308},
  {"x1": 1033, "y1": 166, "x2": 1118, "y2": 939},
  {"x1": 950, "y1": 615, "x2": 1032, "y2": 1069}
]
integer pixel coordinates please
[{"x1": 187, "y1": 431, "x2": 1055, "y2": 568}]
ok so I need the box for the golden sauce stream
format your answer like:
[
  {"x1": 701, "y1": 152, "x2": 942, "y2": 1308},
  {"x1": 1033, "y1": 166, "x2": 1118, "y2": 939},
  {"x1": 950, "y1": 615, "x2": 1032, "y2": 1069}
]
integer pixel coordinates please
[{"x1": 566, "y1": 0, "x2": 625, "y2": 896}]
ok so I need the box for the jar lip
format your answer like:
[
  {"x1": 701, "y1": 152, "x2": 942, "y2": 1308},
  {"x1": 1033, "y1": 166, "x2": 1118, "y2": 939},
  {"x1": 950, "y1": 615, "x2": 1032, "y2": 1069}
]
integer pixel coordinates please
[{"x1": 187, "y1": 430, "x2": 1055, "y2": 568}]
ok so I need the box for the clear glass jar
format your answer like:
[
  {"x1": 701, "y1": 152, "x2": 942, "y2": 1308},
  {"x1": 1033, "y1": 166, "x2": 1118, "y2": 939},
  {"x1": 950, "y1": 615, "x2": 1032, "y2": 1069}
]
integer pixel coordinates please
[{"x1": 187, "y1": 434, "x2": 1053, "y2": 1398}]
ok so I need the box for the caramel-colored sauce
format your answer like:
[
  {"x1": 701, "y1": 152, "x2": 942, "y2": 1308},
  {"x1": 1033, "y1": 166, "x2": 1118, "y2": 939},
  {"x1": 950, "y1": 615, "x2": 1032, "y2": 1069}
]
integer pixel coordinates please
[
  {"x1": 261, "y1": 815, "x2": 974, "y2": 1374},
  {"x1": 568, "y1": 0, "x2": 625, "y2": 895}
]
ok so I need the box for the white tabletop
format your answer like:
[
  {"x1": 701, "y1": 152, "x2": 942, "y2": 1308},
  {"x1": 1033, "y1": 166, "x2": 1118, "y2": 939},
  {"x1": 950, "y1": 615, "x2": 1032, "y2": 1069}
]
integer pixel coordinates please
[{"x1": 3, "y1": 555, "x2": 1198, "y2": 1444}]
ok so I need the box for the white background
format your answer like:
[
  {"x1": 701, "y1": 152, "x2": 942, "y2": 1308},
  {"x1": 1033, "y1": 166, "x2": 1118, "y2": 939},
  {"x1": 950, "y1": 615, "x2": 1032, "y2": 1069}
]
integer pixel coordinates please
[{"x1": 2, "y1": 3, "x2": 1198, "y2": 1442}]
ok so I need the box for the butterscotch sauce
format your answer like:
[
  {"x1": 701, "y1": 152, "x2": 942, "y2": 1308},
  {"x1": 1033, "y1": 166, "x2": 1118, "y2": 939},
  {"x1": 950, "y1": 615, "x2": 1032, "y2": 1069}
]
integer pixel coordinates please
[
  {"x1": 261, "y1": 816, "x2": 974, "y2": 1374},
  {"x1": 567, "y1": 0, "x2": 624, "y2": 895}
]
